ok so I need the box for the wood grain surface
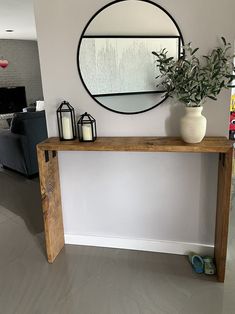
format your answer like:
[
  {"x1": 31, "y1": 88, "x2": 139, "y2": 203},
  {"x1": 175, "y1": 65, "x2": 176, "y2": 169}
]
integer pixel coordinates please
[
  {"x1": 37, "y1": 137, "x2": 232, "y2": 153},
  {"x1": 37, "y1": 136, "x2": 233, "y2": 282},
  {"x1": 37, "y1": 147, "x2": 64, "y2": 263},
  {"x1": 215, "y1": 148, "x2": 233, "y2": 282}
]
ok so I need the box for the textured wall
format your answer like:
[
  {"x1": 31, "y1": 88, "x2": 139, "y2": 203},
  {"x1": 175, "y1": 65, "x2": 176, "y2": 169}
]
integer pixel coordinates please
[{"x1": 0, "y1": 39, "x2": 43, "y2": 105}]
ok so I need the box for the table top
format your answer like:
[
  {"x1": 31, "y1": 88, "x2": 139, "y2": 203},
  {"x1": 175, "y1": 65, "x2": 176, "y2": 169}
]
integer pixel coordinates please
[{"x1": 37, "y1": 136, "x2": 233, "y2": 153}]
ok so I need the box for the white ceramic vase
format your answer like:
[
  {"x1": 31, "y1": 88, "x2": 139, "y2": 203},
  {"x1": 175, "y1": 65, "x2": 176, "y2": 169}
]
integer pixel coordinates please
[{"x1": 180, "y1": 106, "x2": 207, "y2": 144}]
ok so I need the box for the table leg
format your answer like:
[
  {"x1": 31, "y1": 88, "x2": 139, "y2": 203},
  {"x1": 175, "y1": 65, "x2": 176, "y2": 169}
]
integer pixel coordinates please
[
  {"x1": 215, "y1": 148, "x2": 233, "y2": 282},
  {"x1": 37, "y1": 147, "x2": 64, "y2": 263}
]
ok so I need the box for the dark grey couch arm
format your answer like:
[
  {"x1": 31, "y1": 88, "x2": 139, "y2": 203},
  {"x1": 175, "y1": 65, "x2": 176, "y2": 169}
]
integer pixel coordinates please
[
  {"x1": 0, "y1": 111, "x2": 48, "y2": 176},
  {"x1": 11, "y1": 111, "x2": 48, "y2": 175},
  {"x1": 0, "y1": 129, "x2": 28, "y2": 174}
]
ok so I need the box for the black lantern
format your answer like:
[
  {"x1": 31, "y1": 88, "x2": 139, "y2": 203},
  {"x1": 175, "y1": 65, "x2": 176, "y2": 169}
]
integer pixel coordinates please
[
  {"x1": 57, "y1": 101, "x2": 76, "y2": 141},
  {"x1": 77, "y1": 112, "x2": 97, "y2": 142}
]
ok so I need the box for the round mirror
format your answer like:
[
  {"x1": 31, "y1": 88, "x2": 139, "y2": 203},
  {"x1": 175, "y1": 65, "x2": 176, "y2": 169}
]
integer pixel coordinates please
[{"x1": 77, "y1": 0, "x2": 184, "y2": 114}]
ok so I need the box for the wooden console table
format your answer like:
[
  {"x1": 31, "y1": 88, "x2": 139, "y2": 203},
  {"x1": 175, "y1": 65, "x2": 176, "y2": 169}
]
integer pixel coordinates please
[{"x1": 37, "y1": 137, "x2": 233, "y2": 282}]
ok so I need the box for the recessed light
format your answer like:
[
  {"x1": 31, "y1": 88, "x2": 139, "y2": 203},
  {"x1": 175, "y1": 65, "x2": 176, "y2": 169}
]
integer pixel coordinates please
[{"x1": 5, "y1": 29, "x2": 14, "y2": 32}]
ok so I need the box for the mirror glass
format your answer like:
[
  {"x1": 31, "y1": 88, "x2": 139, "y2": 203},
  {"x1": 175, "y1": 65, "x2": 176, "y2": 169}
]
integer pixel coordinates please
[{"x1": 77, "y1": 0, "x2": 183, "y2": 114}]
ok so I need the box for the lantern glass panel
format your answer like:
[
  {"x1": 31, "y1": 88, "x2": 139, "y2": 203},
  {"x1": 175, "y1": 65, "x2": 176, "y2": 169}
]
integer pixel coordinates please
[
  {"x1": 57, "y1": 101, "x2": 76, "y2": 141},
  {"x1": 61, "y1": 111, "x2": 74, "y2": 140},
  {"x1": 77, "y1": 112, "x2": 97, "y2": 142}
]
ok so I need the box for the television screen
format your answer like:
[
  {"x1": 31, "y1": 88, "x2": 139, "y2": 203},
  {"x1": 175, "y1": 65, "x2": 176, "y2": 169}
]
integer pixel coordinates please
[{"x1": 0, "y1": 86, "x2": 27, "y2": 114}]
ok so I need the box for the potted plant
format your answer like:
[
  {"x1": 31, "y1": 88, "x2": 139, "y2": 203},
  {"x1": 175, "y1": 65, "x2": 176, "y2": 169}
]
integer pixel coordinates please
[{"x1": 152, "y1": 37, "x2": 235, "y2": 143}]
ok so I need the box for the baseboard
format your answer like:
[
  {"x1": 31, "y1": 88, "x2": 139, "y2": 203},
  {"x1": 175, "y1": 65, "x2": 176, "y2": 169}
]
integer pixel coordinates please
[{"x1": 64, "y1": 234, "x2": 214, "y2": 256}]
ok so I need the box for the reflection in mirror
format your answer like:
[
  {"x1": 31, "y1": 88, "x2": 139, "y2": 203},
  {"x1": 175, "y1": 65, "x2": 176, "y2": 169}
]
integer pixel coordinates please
[{"x1": 77, "y1": 0, "x2": 184, "y2": 114}]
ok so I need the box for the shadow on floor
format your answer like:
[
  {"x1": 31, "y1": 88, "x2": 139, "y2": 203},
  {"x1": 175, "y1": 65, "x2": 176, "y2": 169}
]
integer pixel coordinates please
[{"x1": 0, "y1": 166, "x2": 44, "y2": 234}]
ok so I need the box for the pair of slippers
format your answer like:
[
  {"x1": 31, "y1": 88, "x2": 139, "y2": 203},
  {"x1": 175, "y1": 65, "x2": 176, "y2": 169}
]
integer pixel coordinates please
[{"x1": 188, "y1": 252, "x2": 216, "y2": 275}]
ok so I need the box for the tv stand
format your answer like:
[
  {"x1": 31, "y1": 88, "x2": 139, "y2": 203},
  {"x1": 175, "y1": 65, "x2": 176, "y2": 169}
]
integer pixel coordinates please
[{"x1": 37, "y1": 136, "x2": 233, "y2": 282}]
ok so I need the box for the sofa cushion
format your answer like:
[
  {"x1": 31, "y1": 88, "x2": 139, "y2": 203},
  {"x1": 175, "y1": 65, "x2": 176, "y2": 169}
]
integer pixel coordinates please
[
  {"x1": 36, "y1": 101, "x2": 45, "y2": 111},
  {"x1": 10, "y1": 111, "x2": 46, "y2": 135}
]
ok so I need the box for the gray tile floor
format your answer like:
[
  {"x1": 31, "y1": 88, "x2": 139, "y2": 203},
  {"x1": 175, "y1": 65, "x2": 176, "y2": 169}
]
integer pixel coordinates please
[{"x1": 0, "y1": 167, "x2": 235, "y2": 314}]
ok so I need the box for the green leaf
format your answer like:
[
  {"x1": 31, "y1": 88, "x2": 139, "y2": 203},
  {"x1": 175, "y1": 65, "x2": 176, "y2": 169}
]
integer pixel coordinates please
[
  {"x1": 208, "y1": 95, "x2": 217, "y2": 100},
  {"x1": 167, "y1": 57, "x2": 174, "y2": 61},
  {"x1": 191, "y1": 48, "x2": 199, "y2": 55},
  {"x1": 221, "y1": 36, "x2": 227, "y2": 45},
  {"x1": 151, "y1": 38, "x2": 234, "y2": 103}
]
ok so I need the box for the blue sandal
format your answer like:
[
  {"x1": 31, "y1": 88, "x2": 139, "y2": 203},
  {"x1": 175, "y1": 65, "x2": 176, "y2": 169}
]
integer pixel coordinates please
[{"x1": 188, "y1": 252, "x2": 204, "y2": 273}]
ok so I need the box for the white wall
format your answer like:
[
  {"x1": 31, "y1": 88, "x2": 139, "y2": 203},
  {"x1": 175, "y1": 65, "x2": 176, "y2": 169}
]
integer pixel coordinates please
[
  {"x1": 85, "y1": 0, "x2": 179, "y2": 35},
  {"x1": 34, "y1": 0, "x2": 234, "y2": 255}
]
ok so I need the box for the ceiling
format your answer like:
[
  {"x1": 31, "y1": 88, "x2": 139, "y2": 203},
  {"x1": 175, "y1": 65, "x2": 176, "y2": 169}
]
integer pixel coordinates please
[{"x1": 0, "y1": 0, "x2": 36, "y2": 40}]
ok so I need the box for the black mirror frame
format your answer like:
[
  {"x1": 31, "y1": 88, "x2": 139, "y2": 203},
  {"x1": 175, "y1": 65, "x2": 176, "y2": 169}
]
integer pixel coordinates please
[{"x1": 77, "y1": 0, "x2": 184, "y2": 115}]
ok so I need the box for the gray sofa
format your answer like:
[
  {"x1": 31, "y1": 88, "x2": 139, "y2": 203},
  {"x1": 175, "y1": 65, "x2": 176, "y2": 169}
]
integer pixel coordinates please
[{"x1": 0, "y1": 111, "x2": 48, "y2": 177}]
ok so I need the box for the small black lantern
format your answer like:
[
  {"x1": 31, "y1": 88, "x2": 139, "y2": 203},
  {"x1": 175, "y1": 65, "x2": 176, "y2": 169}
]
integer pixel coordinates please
[
  {"x1": 77, "y1": 112, "x2": 97, "y2": 142},
  {"x1": 57, "y1": 101, "x2": 76, "y2": 141}
]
